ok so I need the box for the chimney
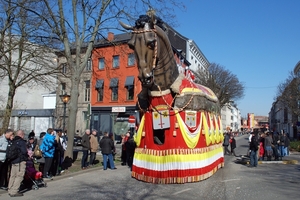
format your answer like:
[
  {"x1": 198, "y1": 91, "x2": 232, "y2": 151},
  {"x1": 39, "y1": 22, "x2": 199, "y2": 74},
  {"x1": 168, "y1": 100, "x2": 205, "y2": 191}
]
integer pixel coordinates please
[{"x1": 107, "y1": 32, "x2": 114, "y2": 41}]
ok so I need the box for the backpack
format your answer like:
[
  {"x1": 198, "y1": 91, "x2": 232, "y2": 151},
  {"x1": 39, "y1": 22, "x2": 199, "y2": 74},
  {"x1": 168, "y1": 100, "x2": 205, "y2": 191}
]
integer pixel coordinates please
[{"x1": 6, "y1": 140, "x2": 20, "y2": 161}]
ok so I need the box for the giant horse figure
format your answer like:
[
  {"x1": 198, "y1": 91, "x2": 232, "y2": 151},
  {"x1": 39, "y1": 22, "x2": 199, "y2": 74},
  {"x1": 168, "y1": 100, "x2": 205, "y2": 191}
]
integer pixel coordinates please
[{"x1": 120, "y1": 14, "x2": 224, "y2": 184}]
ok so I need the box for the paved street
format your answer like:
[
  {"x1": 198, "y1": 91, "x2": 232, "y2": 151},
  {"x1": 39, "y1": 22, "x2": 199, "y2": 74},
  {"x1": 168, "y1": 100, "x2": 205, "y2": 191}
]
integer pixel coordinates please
[{"x1": 0, "y1": 134, "x2": 299, "y2": 200}]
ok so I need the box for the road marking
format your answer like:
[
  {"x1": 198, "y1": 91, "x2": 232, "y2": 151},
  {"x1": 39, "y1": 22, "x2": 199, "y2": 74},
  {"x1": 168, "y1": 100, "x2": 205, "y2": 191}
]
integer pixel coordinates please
[
  {"x1": 172, "y1": 188, "x2": 192, "y2": 195},
  {"x1": 221, "y1": 178, "x2": 240, "y2": 182}
]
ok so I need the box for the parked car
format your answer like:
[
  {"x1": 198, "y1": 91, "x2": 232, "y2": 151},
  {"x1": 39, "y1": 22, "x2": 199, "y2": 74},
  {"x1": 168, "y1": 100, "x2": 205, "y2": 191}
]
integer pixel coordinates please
[{"x1": 74, "y1": 135, "x2": 82, "y2": 146}]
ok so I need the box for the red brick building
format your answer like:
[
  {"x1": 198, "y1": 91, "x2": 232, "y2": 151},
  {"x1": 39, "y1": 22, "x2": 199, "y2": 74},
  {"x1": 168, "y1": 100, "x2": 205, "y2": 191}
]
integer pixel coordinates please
[{"x1": 90, "y1": 32, "x2": 140, "y2": 135}]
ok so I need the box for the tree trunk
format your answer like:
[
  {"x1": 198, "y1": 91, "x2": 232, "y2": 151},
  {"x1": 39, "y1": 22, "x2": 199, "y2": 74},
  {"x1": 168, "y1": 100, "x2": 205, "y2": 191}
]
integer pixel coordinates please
[
  {"x1": 1, "y1": 82, "x2": 16, "y2": 135},
  {"x1": 64, "y1": 74, "x2": 80, "y2": 159}
]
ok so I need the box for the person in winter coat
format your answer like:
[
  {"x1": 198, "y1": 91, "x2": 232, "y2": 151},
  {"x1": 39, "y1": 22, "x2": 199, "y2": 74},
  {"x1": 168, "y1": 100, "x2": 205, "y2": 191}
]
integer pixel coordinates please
[
  {"x1": 249, "y1": 132, "x2": 259, "y2": 167},
  {"x1": 0, "y1": 129, "x2": 14, "y2": 190},
  {"x1": 8, "y1": 130, "x2": 28, "y2": 197},
  {"x1": 121, "y1": 132, "x2": 130, "y2": 166},
  {"x1": 100, "y1": 132, "x2": 116, "y2": 170},
  {"x1": 223, "y1": 132, "x2": 231, "y2": 155},
  {"x1": 89, "y1": 130, "x2": 99, "y2": 166},
  {"x1": 280, "y1": 133, "x2": 290, "y2": 156},
  {"x1": 125, "y1": 136, "x2": 136, "y2": 170},
  {"x1": 258, "y1": 133, "x2": 265, "y2": 161},
  {"x1": 109, "y1": 133, "x2": 116, "y2": 160},
  {"x1": 40, "y1": 128, "x2": 55, "y2": 179},
  {"x1": 264, "y1": 132, "x2": 273, "y2": 161},
  {"x1": 36, "y1": 132, "x2": 46, "y2": 173},
  {"x1": 81, "y1": 129, "x2": 91, "y2": 169},
  {"x1": 272, "y1": 132, "x2": 280, "y2": 161},
  {"x1": 229, "y1": 135, "x2": 237, "y2": 156},
  {"x1": 26, "y1": 136, "x2": 36, "y2": 156},
  {"x1": 51, "y1": 130, "x2": 64, "y2": 176}
]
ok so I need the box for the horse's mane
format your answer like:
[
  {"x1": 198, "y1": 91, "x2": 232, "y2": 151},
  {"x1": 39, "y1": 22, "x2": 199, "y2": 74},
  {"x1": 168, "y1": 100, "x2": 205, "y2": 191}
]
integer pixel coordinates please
[{"x1": 135, "y1": 15, "x2": 166, "y2": 31}]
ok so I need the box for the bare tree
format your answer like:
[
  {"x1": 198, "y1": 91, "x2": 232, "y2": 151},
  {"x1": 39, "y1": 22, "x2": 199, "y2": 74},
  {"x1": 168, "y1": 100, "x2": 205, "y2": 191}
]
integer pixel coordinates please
[
  {"x1": 276, "y1": 71, "x2": 300, "y2": 116},
  {"x1": 15, "y1": 0, "x2": 186, "y2": 159},
  {"x1": 0, "y1": 0, "x2": 58, "y2": 134},
  {"x1": 194, "y1": 63, "x2": 245, "y2": 108}
]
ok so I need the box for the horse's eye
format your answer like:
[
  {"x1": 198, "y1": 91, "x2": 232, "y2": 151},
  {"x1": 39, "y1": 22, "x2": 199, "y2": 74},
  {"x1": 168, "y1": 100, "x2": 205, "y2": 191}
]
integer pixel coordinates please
[{"x1": 147, "y1": 41, "x2": 155, "y2": 49}]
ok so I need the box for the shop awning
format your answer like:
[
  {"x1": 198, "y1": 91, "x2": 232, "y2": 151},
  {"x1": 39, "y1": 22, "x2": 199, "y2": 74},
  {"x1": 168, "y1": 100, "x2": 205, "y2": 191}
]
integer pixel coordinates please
[
  {"x1": 109, "y1": 78, "x2": 119, "y2": 87},
  {"x1": 125, "y1": 76, "x2": 134, "y2": 86},
  {"x1": 95, "y1": 79, "x2": 104, "y2": 89}
]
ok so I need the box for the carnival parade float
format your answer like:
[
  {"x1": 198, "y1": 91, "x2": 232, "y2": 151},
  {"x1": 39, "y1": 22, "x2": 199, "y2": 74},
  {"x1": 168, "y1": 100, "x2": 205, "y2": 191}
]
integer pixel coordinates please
[{"x1": 120, "y1": 14, "x2": 224, "y2": 184}]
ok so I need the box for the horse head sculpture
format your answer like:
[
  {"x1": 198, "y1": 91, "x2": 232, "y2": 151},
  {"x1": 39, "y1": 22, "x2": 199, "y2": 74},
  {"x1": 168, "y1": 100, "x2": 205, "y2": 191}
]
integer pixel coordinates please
[{"x1": 120, "y1": 15, "x2": 179, "y2": 92}]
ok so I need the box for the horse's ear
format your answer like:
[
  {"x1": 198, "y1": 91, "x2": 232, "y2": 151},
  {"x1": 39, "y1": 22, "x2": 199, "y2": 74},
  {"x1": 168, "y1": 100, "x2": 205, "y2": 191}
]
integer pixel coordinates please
[
  {"x1": 147, "y1": 10, "x2": 156, "y2": 28},
  {"x1": 150, "y1": 14, "x2": 156, "y2": 26},
  {"x1": 119, "y1": 21, "x2": 134, "y2": 30}
]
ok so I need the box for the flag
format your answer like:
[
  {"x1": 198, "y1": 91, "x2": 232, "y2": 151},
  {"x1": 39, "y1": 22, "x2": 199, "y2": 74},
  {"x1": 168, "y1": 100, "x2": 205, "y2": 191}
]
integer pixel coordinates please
[{"x1": 152, "y1": 110, "x2": 170, "y2": 130}]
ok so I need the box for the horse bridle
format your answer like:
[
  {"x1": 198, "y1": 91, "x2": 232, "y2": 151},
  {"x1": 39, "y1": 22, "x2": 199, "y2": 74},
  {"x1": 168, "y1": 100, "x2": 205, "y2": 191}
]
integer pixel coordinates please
[{"x1": 132, "y1": 26, "x2": 159, "y2": 71}]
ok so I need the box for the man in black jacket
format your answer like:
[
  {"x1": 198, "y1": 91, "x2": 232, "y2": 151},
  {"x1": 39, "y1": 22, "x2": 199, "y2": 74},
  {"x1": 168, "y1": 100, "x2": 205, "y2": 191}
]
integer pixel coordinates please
[
  {"x1": 81, "y1": 129, "x2": 91, "y2": 170},
  {"x1": 100, "y1": 132, "x2": 116, "y2": 170},
  {"x1": 8, "y1": 130, "x2": 28, "y2": 197},
  {"x1": 249, "y1": 132, "x2": 258, "y2": 167}
]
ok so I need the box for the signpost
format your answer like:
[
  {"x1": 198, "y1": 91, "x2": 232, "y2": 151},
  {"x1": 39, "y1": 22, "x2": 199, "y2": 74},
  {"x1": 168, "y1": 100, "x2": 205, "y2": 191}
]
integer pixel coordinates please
[{"x1": 128, "y1": 115, "x2": 136, "y2": 137}]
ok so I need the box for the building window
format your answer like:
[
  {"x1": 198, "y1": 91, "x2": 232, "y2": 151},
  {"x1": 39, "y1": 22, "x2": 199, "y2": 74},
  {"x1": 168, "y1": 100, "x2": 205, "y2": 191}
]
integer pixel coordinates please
[
  {"x1": 112, "y1": 55, "x2": 119, "y2": 68},
  {"x1": 110, "y1": 78, "x2": 118, "y2": 101},
  {"x1": 95, "y1": 79, "x2": 104, "y2": 102},
  {"x1": 98, "y1": 88, "x2": 104, "y2": 101},
  {"x1": 111, "y1": 87, "x2": 118, "y2": 101},
  {"x1": 128, "y1": 53, "x2": 135, "y2": 66},
  {"x1": 86, "y1": 59, "x2": 92, "y2": 71},
  {"x1": 125, "y1": 76, "x2": 134, "y2": 100},
  {"x1": 127, "y1": 86, "x2": 134, "y2": 100},
  {"x1": 84, "y1": 80, "x2": 90, "y2": 102},
  {"x1": 62, "y1": 63, "x2": 67, "y2": 74},
  {"x1": 98, "y1": 58, "x2": 105, "y2": 70},
  {"x1": 61, "y1": 82, "x2": 66, "y2": 95}
]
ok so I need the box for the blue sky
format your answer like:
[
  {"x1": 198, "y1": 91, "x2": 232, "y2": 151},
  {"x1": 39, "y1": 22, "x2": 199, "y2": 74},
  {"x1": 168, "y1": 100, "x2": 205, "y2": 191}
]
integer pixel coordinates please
[{"x1": 171, "y1": 0, "x2": 300, "y2": 117}]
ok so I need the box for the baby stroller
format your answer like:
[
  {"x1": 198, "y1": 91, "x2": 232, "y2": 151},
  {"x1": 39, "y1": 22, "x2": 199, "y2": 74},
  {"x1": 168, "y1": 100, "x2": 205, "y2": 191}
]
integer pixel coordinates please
[{"x1": 21, "y1": 159, "x2": 47, "y2": 190}]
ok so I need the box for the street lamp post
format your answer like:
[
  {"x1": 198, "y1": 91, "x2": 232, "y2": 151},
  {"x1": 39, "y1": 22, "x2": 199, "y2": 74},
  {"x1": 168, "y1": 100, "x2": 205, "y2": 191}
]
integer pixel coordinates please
[{"x1": 59, "y1": 93, "x2": 71, "y2": 132}]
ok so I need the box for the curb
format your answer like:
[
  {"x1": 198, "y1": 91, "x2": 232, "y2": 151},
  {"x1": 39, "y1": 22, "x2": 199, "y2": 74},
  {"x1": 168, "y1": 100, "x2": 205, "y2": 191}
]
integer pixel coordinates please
[{"x1": 236, "y1": 159, "x2": 298, "y2": 165}]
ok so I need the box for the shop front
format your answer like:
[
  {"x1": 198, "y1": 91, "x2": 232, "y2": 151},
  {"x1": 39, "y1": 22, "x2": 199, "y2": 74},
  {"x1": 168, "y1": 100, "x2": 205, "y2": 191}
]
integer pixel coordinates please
[
  {"x1": 8, "y1": 109, "x2": 55, "y2": 136},
  {"x1": 91, "y1": 106, "x2": 138, "y2": 139}
]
